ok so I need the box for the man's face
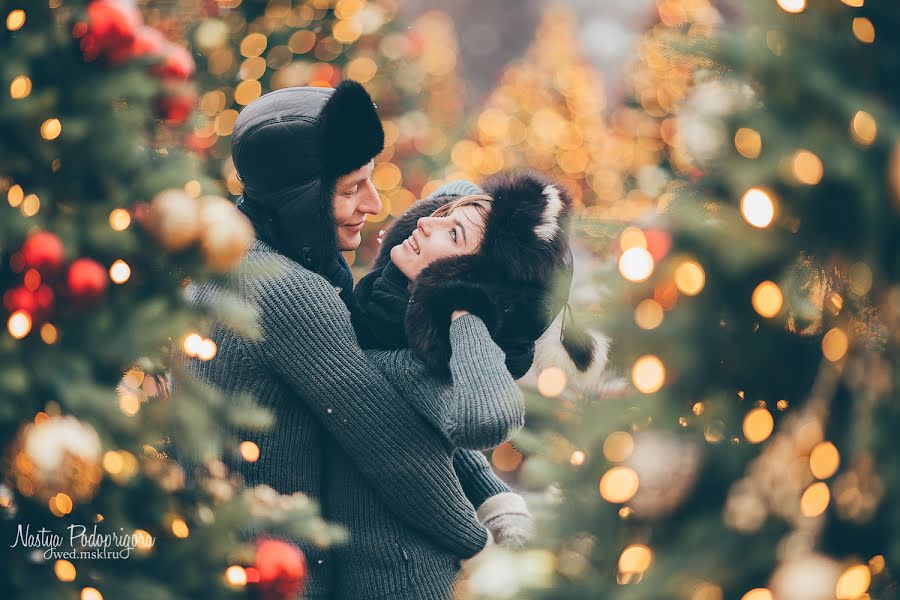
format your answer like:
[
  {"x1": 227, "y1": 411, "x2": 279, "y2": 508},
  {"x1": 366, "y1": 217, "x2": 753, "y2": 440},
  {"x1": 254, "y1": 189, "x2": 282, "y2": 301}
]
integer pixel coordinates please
[{"x1": 332, "y1": 160, "x2": 380, "y2": 251}]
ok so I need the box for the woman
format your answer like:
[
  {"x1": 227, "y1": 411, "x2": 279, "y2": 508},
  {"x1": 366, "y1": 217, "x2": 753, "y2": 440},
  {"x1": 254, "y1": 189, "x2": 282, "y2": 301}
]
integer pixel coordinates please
[{"x1": 324, "y1": 172, "x2": 596, "y2": 599}]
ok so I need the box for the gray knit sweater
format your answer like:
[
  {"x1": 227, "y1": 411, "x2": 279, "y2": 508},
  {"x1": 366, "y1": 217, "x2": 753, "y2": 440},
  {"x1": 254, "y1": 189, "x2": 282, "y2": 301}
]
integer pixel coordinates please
[
  {"x1": 183, "y1": 241, "x2": 512, "y2": 598},
  {"x1": 327, "y1": 316, "x2": 524, "y2": 599}
]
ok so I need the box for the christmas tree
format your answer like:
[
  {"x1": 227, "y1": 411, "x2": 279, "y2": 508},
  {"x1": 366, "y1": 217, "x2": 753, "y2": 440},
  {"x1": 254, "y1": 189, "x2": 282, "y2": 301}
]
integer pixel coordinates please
[
  {"x1": 1, "y1": 1, "x2": 335, "y2": 598},
  {"x1": 461, "y1": 1, "x2": 900, "y2": 598}
]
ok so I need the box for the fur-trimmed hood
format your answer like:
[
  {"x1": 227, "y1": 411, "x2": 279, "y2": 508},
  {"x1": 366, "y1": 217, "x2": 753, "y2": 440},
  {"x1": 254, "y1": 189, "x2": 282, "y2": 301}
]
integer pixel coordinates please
[
  {"x1": 231, "y1": 80, "x2": 384, "y2": 273},
  {"x1": 376, "y1": 171, "x2": 595, "y2": 377}
]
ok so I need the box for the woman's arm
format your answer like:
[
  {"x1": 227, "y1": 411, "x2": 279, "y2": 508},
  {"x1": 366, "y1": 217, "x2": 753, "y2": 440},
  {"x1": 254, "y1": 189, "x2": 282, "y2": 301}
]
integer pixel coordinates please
[
  {"x1": 252, "y1": 259, "x2": 488, "y2": 558},
  {"x1": 407, "y1": 313, "x2": 525, "y2": 449}
]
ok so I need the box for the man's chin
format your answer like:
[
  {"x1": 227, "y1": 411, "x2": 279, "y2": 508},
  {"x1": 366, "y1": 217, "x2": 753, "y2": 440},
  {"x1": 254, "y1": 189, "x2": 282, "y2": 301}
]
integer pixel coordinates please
[{"x1": 337, "y1": 233, "x2": 362, "y2": 252}]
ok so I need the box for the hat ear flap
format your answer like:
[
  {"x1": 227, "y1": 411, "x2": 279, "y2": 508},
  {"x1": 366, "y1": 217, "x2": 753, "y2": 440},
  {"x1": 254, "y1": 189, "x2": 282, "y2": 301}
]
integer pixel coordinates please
[
  {"x1": 406, "y1": 256, "x2": 501, "y2": 377},
  {"x1": 319, "y1": 80, "x2": 384, "y2": 178}
]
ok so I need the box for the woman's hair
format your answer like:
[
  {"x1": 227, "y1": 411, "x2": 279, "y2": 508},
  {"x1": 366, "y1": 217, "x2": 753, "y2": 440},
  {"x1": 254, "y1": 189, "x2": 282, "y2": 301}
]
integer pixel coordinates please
[{"x1": 430, "y1": 194, "x2": 492, "y2": 219}]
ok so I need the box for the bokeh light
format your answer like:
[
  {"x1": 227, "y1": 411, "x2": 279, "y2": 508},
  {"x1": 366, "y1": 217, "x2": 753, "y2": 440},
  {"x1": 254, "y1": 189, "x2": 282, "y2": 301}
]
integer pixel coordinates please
[
  {"x1": 600, "y1": 466, "x2": 639, "y2": 503},
  {"x1": 674, "y1": 260, "x2": 705, "y2": 295},
  {"x1": 619, "y1": 247, "x2": 655, "y2": 282},
  {"x1": 537, "y1": 367, "x2": 567, "y2": 397},
  {"x1": 809, "y1": 441, "x2": 840, "y2": 479},
  {"x1": 634, "y1": 299, "x2": 664, "y2": 330},
  {"x1": 741, "y1": 188, "x2": 775, "y2": 228},
  {"x1": 752, "y1": 281, "x2": 783, "y2": 318},
  {"x1": 800, "y1": 482, "x2": 830, "y2": 517},
  {"x1": 631, "y1": 355, "x2": 665, "y2": 394},
  {"x1": 742, "y1": 408, "x2": 774, "y2": 444}
]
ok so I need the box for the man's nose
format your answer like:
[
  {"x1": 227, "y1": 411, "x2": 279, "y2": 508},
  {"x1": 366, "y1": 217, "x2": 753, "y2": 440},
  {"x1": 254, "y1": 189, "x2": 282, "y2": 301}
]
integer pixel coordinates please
[{"x1": 357, "y1": 179, "x2": 381, "y2": 216}]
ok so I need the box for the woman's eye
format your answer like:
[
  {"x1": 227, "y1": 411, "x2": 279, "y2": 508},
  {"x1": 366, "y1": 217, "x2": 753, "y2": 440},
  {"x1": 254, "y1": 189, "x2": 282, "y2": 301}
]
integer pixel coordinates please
[{"x1": 450, "y1": 229, "x2": 457, "y2": 242}]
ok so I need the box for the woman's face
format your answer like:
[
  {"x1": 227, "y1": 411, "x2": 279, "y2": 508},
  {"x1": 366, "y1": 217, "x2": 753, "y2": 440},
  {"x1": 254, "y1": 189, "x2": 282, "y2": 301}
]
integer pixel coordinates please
[{"x1": 390, "y1": 205, "x2": 487, "y2": 281}]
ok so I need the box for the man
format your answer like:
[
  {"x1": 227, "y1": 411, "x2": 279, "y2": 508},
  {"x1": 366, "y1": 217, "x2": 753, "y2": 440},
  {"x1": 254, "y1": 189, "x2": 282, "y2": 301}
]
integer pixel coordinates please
[{"x1": 183, "y1": 81, "x2": 520, "y2": 597}]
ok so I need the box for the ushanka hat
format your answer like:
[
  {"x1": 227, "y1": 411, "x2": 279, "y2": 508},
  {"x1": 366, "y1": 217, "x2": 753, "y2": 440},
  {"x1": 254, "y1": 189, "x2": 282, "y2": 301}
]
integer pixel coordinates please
[
  {"x1": 231, "y1": 80, "x2": 384, "y2": 273},
  {"x1": 377, "y1": 171, "x2": 596, "y2": 378}
]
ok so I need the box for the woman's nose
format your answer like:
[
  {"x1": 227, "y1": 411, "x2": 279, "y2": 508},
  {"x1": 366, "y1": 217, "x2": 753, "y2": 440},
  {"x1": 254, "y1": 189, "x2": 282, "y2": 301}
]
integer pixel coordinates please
[{"x1": 417, "y1": 216, "x2": 436, "y2": 235}]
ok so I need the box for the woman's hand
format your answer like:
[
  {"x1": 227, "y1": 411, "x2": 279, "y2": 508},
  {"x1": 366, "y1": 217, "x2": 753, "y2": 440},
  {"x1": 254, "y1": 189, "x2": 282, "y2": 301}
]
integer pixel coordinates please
[{"x1": 451, "y1": 309, "x2": 470, "y2": 321}]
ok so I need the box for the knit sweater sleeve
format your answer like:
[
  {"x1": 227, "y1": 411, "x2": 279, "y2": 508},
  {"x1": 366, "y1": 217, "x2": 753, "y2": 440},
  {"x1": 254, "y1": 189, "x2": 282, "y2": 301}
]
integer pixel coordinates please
[
  {"x1": 410, "y1": 314, "x2": 525, "y2": 450},
  {"x1": 454, "y1": 449, "x2": 512, "y2": 509},
  {"x1": 250, "y1": 259, "x2": 489, "y2": 557}
]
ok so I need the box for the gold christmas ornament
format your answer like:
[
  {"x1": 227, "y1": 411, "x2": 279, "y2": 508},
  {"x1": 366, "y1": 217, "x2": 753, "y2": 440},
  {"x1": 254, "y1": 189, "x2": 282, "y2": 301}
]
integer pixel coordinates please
[
  {"x1": 769, "y1": 554, "x2": 840, "y2": 600},
  {"x1": 625, "y1": 430, "x2": 701, "y2": 519},
  {"x1": 198, "y1": 196, "x2": 255, "y2": 272},
  {"x1": 146, "y1": 189, "x2": 202, "y2": 251},
  {"x1": 7, "y1": 415, "x2": 103, "y2": 502}
]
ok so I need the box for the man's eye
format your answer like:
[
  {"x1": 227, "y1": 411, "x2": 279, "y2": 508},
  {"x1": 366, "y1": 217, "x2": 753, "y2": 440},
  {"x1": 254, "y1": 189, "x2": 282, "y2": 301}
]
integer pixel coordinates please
[{"x1": 343, "y1": 186, "x2": 359, "y2": 196}]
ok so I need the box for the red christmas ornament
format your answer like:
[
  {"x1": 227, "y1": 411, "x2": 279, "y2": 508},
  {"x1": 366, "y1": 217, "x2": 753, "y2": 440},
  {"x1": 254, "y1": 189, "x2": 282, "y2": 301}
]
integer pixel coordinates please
[
  {"x1": 79, "y1": 0, "x2": 142, "y2": 62},
  {"x1": 20, "y1": 232, "x2": 66, "y2": 274},
  {"x1": 67, "y1": 259, "x2": 108, "y2": 303},
  {"x1": 644, "y1": 229, "x2": 672, "y2": 262},
  {"x1": 252, "y1": 539, "x2": 307, "y2": 600},
  {"x1": 3, "y1": 285, "x2": 54, "y2": 321},
  {"x1": 157, "y1": 82, "x2": 197, "y2": 125},
  {"x1": 151, "y1": 42, "x2": 196, "y2": 80},
  {"x1": 108, "y1": 25, "x2": 167, "y2": 65}
]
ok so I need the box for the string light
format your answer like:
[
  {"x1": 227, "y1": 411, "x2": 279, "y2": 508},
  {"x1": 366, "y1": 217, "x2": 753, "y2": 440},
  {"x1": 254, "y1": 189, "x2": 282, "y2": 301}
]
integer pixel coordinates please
[
  {"x1": 600, "y1": 467, "x2": 639, "y2": 503},
  {"x1": 631, "y1": 355, "x2": 665, "y2": 393},
  {"x1": 619, "y1": 227, "x2": 648, "y2": 251},
  {"x1": 183, "y1": 333, "x2": 204, "y2": 356},
  {"x1": 491, "y1": 442, "x2": 523, "y2": 472},
  {"x1": 603, "y1": 432, "x2": 634, "y2": 462},
  {"x1": 109, "y1": 260, "x2": 131, "y2": 284},
  {"x1": 741, "y1": 589, "x2": 773, "y2": 600},
  {"x1": 6, "y1": 9, "x2": 25, "y2": 30},
  {"x1": 776, "y1": 0, "x2": 806, "y2": 13},
  {"x1": 54, "y1": 559, "x2": 76, "y2": 582},
  {"x1": 109, "y1": 209, "x2": 131, "y2": 231},
  {"x1": 800, "y1": 481, "x2": 830, "y2": 517},
  {"x1": 170, "y1": 517, "x2": 190, "y2": 538},
  {"x1": 822, "y1": 328, "x2": 849, "y2": 362},
  {"x1": 240, "y1": 441, "x2": 260, "y2": 462},
  {"x1": 537, "y1": 367, "x2": 567, "y2": 397},
  {"x1": 792, "y1": 150, "x2": 823, "y2": 185},
  {"x1": 740, "y1": 188, "x2": 775, "y2": 228},
  {"x1": 674, "y1": 260, "x2": 705, "y2": 295},
  {"x1": 742, "y1": 408, "x2": 774, "y2": 443},
  {"x1": 7, "y1": 184, "x2": 24, "y2": 206},
  {"x1": 225, "y1": 565, "x2": 248, "y2": 587},
  {"x1": 569, "y1": 450, "x2": 586, "y2": 465},
  {"x1": 619, "y1": 247, "x2": 655, "y2": 282},
  {"x1": 635, "y1": 299, "x2": 664, "y2": 330},
  {"x1": 8, "y1": 310, "x2": 32, "y2": 339},
  {"x1": 81, "y1": 588, "x2": 103, "y2": 600},
  {"x1": 618, "y1": 544, "x2": 653, "y2": 574},
  {"x1": 40, "y1": 323, "x2": 58, "y2": 344},
  {"x1": 851, "y1": 111, "x2": 877, "y2": 145},
  {"x1": 836, "y1": 565, "x2": 871, "y2": 600},
  {"x1": 10, "y1": 75, "x2": 31, "y2": 99},
  {"x1": 41, "y1": 118, "x2": 62, "y2": 140},
  {"x1": 852, "y1": 17, "x2": 875, "y2": 44},
  {"x1": 809, "y1": 442, "x2": 840, "y2": 479},
  {"x1": 734, "y1": 128, "x2": 762, "y2": 158},
  {"x1": 197, "y1": 339, "x2": 217, "y2": 361},
  {"x1": 752, "y1": 281, "x2": 783, "y2": 318}
]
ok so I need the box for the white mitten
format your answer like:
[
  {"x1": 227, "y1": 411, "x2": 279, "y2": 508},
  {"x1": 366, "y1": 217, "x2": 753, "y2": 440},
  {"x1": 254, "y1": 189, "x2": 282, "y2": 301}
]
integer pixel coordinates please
[{"x1": 476, "y1": 492, "x2": 534, "y2": 550}]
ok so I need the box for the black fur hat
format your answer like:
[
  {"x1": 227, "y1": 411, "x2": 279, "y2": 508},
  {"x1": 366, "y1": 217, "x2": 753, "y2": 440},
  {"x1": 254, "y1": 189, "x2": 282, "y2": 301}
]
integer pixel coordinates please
[
  {"x1": 231, "y1": 80, "x2": 384, "y2": 272},
  {"x1": 395, "y1": 171, "x2": 596, "y2": 377}
]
